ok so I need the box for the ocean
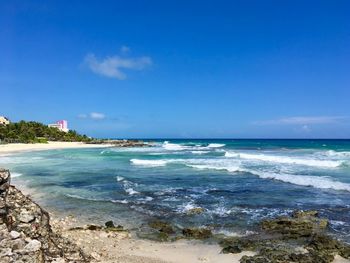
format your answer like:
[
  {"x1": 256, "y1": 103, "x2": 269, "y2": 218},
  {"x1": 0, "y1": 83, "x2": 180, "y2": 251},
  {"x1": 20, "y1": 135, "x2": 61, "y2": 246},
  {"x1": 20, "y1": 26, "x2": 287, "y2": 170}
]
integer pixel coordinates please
[{"x1": 2, "y1": 139, "x2": 350, "y2": 241}]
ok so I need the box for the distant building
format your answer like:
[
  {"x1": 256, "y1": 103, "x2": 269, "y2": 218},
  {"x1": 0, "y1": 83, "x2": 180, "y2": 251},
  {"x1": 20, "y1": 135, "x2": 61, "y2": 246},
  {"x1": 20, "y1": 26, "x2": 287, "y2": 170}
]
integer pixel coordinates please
[
  {"x1": 0, "y1": 116, "x2": 10, "y2": 125},
  {"x1": 48, "y1": 120, "x2": 69, "y2": 132}
]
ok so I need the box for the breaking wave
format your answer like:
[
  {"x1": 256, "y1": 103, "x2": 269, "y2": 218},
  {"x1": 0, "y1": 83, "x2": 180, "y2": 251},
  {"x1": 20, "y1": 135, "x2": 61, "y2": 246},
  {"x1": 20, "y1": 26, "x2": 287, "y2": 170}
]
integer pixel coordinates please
[
  {"x1": 225, "y1": 151, "x2": 342, "y2": 168},
  {"x1": 208, "y1": 143, "x2": 225, "y2": 148},
  {"x1": 130, "y1": 159, "x2": 169, "y2": 167},
  {"x1": 246, "y1": 170, "x2": 350, "y2": 192}
]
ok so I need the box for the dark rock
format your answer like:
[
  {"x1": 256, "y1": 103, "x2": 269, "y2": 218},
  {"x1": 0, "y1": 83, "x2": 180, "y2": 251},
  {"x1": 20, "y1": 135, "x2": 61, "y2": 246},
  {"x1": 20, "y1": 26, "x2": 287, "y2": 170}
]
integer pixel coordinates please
[
  {"x1": 221, "y1": 245, "x2": 242, "y2": 254},
  {"x1": 292, "y1": 210, "x2": 319, "y2": 218},
  {"x1": 261, "y1": 210, "x2": 329, "y2": 239},
  {"x1": 307, "y1": 234, "x2": 341, "y2": 251},
  {"x1": 187, "y1": 207, "x2": 205, "y2": 215},
  {"x1": 106, "y1": 225, "x2": 124, "y2": 231},
  {"x1": 149, "y1": 220, "x2": 175, "y2": 234},
  {"x1": 182, "y1": 228, "x2": 212, "y2": 239},
  {"x1": 86, "y1": 224, "x2": 102, "y2": 231},
  {"x1": 105, "y1": 220, "x2": 115, "y2": 228}
]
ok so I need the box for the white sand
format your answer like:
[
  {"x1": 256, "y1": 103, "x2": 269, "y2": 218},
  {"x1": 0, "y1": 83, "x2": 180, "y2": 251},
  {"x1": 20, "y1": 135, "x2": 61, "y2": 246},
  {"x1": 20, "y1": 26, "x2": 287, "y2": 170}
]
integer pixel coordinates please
[
  {"x1": 0, "y1": 141, "x2": 111, "y2": 155},
  {"x1": 51, "y1": 216, "x2": 349, "y2": 263},
  {"x1": 51, "y1": 216, "x2": 255, "y2": 263}
]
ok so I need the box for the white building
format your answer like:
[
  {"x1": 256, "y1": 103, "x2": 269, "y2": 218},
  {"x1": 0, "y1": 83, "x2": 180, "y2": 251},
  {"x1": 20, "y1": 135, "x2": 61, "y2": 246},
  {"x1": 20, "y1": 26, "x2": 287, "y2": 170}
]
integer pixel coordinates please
[
  {"x1": 48, "y1": 120, "x2": 69, "y2": 132},
  {"x1": 0, "y1": 116, "x2": 10, "y2": 125}
]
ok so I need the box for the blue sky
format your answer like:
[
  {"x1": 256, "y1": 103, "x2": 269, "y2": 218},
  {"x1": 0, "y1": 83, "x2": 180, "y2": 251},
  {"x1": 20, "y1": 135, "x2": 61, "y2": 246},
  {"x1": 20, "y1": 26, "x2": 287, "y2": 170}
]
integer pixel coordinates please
[{"x1": 1, "y1": 0, "x2": 349, "y2": 138}]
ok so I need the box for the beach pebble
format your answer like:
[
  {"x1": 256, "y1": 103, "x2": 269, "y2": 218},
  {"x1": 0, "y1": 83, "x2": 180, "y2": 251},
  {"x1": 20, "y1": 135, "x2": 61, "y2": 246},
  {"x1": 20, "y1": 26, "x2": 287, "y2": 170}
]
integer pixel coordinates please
[
  {"x1": 10, "y1": 230, "x2": 21, "y2": 239},
  {"x1": 24, "y1": 239, "x2": 41, "y2": 252},
  {"x1": 19, "y1": 210, "x2": 35, "y2": 223},
  {"x1": 51, "y1": 258, "x2": 66, "y2": 263}
]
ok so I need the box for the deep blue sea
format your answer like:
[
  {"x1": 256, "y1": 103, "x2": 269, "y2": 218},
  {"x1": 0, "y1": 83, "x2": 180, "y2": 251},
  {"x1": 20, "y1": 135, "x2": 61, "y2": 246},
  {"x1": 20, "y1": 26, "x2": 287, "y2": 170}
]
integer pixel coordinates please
[{"x1": 1, "y1": 139, "x2": 350, "y2": 241}]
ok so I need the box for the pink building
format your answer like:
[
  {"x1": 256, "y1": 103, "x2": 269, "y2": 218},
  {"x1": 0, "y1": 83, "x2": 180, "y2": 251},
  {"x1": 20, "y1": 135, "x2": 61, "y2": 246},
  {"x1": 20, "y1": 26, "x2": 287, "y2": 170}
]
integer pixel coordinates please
[{"x1": 48, "y1": 120, "x2": 69, "y2": 132}]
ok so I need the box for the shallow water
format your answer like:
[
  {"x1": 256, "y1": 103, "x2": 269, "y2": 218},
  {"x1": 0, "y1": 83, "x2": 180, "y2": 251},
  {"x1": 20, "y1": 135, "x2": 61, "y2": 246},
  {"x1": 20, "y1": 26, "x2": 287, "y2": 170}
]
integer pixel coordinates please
[{"x1": 2, "y1": 139, "x2": 350, "y2": 241}]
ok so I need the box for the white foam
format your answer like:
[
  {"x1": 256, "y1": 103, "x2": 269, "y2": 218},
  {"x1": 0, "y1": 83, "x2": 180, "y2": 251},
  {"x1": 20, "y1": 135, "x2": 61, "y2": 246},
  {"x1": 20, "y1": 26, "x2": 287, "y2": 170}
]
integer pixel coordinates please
[
  {"x1": 225, "y1": 151, "x2": 342, "y2": 168},
  {"x1": 208, "y1": 143, "x2": 225, "y2": 148},
  {"x1": 247, "y1": 170, "x2": 350, "y2": 192},
  {"x1": 324, "y1": 150, "x2": 350, "y2": 158},
  {"x1": 116, "y1": 176, "x2": 125, "y2": 182},
  {"x1": 130, "y1": 159, "x2": 168, "y2": 167},
  {"x1": 125, "y1": 187, "x2": 140, "y2": 195},
  {"x1": 111, "y1": 199, "x2": 129, "y2": 204},
  {"x1": 187, "y1": 164, "x2": 243, "y2": 173},
  {"x1": 11, "y1": 172, "x2": 23, "y2": 178},
  {"x1": 162, "y1": 141, "x2": 189, "y2": 151},
  {"x1": 190, "y1": 151, "x2": 210, "y2": 155},
  {"x1": 178, "y1": 202, "x2": 202, "y2": 213}
]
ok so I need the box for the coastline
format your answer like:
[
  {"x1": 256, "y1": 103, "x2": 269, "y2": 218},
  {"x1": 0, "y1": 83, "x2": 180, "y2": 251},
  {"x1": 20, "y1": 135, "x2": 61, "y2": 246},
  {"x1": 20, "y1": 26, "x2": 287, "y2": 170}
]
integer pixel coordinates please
[
  {"x1": 1, "y1": 167, "x2": 350, "y2": 262},
  {"x1": 1, "y1": 144, "x2": 350, "y2": 263},
  {"x1": 7, "y1": 178, "x2": 350, "y2": 263},
  {"x1": 0, "y1": 141, "x2": 112, "y2": 155},
  {"x1": 51, "y1": 214, "x2": 255, "y2": 263}
]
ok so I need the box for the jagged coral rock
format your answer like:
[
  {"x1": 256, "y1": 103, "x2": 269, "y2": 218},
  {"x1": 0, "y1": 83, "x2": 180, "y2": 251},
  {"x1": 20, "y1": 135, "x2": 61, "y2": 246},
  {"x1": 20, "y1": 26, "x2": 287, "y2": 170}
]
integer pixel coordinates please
[{"x1": 0, "y1": 168, "x2": 91, "y2": 262}]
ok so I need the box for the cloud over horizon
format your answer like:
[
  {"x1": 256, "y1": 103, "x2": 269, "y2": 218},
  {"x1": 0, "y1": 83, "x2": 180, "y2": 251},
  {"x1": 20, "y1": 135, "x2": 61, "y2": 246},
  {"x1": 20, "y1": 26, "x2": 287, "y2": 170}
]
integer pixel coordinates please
[
  {"x1": 84, "y1": 48, "x2": 152, "y2": 80},
  {"x1": 78, "y1": 112, "x2": 106, "y2": 120}
]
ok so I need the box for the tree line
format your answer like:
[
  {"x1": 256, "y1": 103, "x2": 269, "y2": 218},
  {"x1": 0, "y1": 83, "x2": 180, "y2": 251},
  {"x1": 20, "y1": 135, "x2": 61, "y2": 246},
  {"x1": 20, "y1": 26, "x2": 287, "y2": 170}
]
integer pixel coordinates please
[{"x1": 0, "y1": 121, "x2": 91, "y2": 143}]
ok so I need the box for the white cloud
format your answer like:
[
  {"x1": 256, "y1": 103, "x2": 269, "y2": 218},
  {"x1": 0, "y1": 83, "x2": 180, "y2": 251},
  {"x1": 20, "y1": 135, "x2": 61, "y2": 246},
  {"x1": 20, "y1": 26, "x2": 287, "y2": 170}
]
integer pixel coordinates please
[
  {"x1": 78, "y1": 112, "x2": 106, "y2": 120},
  {"x1": 253, "y1": 116, "x2": 347, "y2": 125},
  {"x1": 90, "y1": 112, "x2": 106, "y2": 120},
  {"x1": 84, "y1": 49, "x2": 152, "y2": 80}
]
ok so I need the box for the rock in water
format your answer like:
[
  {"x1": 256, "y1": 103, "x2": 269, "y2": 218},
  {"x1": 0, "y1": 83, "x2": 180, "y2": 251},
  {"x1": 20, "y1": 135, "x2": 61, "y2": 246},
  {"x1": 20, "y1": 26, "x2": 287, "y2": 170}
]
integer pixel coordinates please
[
  {"x1": 105, "y1": 220, "x2": 115, "y2": 228},
  {"x1": 221, "y1": 245, "x2": 242, "y2": 254},
  {"x1": 182, "y1": 228, "x2": 212, "y2": 239},
  {"x1": 149, "y1": 220, "x2": 175, "y2": 234},
  {"x1": 187, "y1": 207, "x2": 205, "y2": 215}
]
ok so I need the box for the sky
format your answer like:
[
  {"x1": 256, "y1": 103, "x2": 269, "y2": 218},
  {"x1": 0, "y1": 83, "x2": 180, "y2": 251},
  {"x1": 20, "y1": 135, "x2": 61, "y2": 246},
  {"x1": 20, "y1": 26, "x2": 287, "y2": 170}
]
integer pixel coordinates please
[{"x1": 1, "y1": 0, "x2": 349, "y2": 138}]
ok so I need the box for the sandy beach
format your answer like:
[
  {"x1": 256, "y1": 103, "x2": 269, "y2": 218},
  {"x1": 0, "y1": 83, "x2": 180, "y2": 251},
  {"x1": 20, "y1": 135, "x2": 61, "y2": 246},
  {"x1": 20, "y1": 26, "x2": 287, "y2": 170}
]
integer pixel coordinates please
[
  {"x1": 50, "y1": 215, "x2": 255, "y2": 263},
  {"x1": 0, "y1": 141, "x2": 112, "y2": 155}
]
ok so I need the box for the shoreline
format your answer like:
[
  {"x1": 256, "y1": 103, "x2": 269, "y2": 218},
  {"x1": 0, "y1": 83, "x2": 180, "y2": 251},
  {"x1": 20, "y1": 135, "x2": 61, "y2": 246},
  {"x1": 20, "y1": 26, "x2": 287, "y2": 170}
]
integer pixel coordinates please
[
  {"x1": 2, "y1": 169, "x2": 350, "y2": 262},
  {"x1": 51, "y1": 214, "x2": 255, "y2": 263},
  {"x1": 0, "y1": 141, "x2": 113, "y2": 155}
]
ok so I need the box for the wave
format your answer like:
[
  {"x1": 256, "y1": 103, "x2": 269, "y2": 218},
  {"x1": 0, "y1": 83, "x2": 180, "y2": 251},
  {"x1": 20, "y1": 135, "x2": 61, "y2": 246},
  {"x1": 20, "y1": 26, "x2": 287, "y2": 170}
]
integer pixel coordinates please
[
  {"x1": 116, "y1": 176, "x2": 125, "y2": 182},
  {"x1": 130, "y1": 159, "x2": 168, "y2": 167},
  {"x1": 111, "y1": 199, "x2": 129, "y2": 204},
  {"x1": 323, "y1": 150, "x2": 350, "y2": 158},
  {"x1": 125, "y1": 187, "x2": 140, "y2": 195},
  {"x1": 162, "y1": 141, "x2": 189, "y2": 151},
  {"x1": 65, "y1": 194, "x2": 106, "y2": 202},
  {"x1": 187, "y1": 164, "x2": 243, "y2": 173},
  {"x1": 225, "y1": 151, "x2": 342, "y2": 168},
  {"x1": 247, "y1": 170, "x2": 350, "y2": 192},
  {"x1": 190, "y1": 150, "x2": 210, "y2": 155},
  {"x1": 208, "y1": 143, "x2": 225, "y2": 148},
  {"x1": 12, "y1": 172, "x2": 23, "y2": 178}
]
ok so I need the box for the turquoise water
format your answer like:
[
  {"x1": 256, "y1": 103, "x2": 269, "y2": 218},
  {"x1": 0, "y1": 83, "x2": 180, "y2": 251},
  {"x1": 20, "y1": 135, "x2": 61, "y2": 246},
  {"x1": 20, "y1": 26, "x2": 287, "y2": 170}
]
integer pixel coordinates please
[{"x1": 1, "y1": 139, "x2": 350, "y2": 240}]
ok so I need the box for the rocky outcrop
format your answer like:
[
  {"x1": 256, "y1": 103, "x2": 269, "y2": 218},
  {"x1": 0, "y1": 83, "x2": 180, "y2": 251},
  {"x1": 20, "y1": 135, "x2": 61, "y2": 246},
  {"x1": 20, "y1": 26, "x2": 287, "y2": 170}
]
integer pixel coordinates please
[
  {"x1": 0, "y1": 169, "x2": 90, "y2": 263},
  {"x1": 219, "y1": 210, "x2": 350, "y2": 263}
]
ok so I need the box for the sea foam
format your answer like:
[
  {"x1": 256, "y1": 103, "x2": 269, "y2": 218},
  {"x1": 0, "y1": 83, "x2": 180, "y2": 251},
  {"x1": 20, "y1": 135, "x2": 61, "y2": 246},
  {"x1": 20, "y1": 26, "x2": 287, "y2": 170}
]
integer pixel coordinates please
[
  {"x1": 246, "y1": 170, "x2": 350, "y2": 192},
  {"x1": 130, "y1": 159, "x2": 168, "y2": 167},
  {"x1": 207, "y1": 143, "x2": 225, "y2": 148},
  {"x1": 225, "y1": 151, "x2": 342, "y2": 168}
]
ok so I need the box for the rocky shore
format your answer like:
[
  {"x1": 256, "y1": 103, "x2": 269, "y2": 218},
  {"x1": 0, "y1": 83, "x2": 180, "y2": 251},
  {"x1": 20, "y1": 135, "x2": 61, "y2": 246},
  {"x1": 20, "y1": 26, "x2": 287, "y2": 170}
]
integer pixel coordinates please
[
  {"x1": 1, "y1": 168, "x2": 350, "y2": 263},
  {"x1": 0, "y1": 168, "x2": 90, "y2": 262},
  {"x1": 87, "y1": 139, "x2": 150, "y2": 147}
]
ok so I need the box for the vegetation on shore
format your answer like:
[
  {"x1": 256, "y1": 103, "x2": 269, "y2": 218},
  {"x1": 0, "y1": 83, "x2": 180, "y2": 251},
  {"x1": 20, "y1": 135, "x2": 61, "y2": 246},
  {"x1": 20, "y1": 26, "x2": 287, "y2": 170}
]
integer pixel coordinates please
[{"x1": 0, "y1": 120, "x2": 91, "y2": 143}]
